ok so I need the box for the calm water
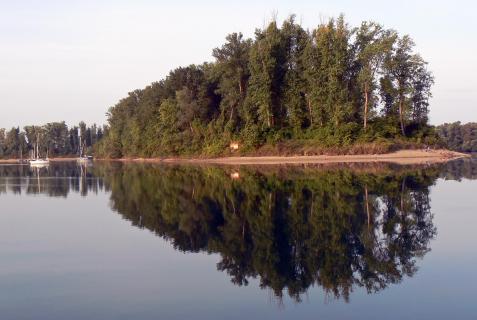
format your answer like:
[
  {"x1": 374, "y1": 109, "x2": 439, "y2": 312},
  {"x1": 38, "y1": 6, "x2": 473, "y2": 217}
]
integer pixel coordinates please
[{"x1": 0, "y1": 159, "x2": 476, "y2": 320}]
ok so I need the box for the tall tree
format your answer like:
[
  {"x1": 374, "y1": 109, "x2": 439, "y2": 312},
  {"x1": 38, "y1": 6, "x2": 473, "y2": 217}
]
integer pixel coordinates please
[
  {"x1": 303, "y1": 16, "x2": 353, "y2": 128},
  {"x1": 4, "y1": 127, "x2": 20, "y2": 157},
  {"x1": 212, "y1": 33, "x2": 252, "y2": 132},
  {"x1": 381, "y1": 35, "x2": 432, "y2": 135},
  {"x1": 0, "y1": 128, "x2": 6, "y2": 157},
  {"x1": 246, "y1": 20, "x2": 286, "y2": 129},
  {"x1": 44, "y1": 122, "x2": 69, "y2": 156},
  {"x1": 281, "y1": 15, "x2": 309, "y2": 131},
  {"x1": 410, "y1": 63, "x2": 433, "y2": 126},
  {"x1": 355, "y1": 22, "x2": 396, "y2": 129}
]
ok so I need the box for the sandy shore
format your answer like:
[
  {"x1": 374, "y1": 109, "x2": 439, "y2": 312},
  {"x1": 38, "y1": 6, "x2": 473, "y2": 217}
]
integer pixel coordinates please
[
  {"x1": 0, "y1": 150, "x2": 470, "y2": 165},
  {"x1": 130, "y1": 149, "x2": 470, "y2": 165}
]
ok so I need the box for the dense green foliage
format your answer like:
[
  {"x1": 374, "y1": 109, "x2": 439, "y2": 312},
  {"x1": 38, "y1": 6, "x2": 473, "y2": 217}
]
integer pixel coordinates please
[
  {"x1": 96, "y1": 15, "x2": 435, "y2": 158},
  {"x1": 0, "y1": 122, "x2": 104, "y2": 159},
  {"x1": 437, "y1": 122, "x2": 477, "y2": 152}
]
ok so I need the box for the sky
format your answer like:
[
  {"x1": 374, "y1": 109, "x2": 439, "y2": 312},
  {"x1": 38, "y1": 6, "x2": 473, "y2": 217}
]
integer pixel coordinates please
[{"x1": 0, "y1": 0, "x2": 476, "y2": 129}]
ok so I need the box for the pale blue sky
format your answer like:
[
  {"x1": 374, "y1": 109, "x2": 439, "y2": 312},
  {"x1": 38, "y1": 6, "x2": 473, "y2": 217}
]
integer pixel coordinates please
[{"x1": 0, "y1": 0, "x2": 476, "y2": 128}]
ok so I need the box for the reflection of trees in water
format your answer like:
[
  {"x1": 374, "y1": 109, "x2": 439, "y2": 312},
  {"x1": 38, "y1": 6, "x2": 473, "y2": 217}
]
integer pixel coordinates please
[
  {"x1": 1, "y1": 160, "x2": 475, "y2": 302},
  {"x1": 441, "y1": 157, "x2": 477, "y2": 181},
  {"x1": 99, "y1": 164, "x2": 440, "y2": 302},
  {"x1": 0, "y1": 163, "x2": 105, "y2": 197}
]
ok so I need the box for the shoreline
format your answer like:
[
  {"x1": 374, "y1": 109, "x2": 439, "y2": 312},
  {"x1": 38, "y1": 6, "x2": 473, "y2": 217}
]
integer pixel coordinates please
[
  {"x1": 110, "y1": 149, "x2": 470, "y2": 166},
  {"x1": 0, "y1": 157, "x2": 78, "y2": 164},
  {"x1": 0, "y1": 150, "x2": 470, "y2": 166}
]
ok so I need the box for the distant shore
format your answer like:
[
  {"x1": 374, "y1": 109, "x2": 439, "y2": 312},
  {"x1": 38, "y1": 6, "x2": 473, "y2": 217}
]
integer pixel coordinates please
[
  {"x1": 0, "y1": 149, "x2": 470, "y2": 166},
  {"x1": 0, "y1": 157, "x2": 78, "y2": 164}
]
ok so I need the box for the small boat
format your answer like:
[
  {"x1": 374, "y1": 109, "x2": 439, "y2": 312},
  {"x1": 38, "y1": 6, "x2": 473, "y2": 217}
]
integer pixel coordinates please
[
  {"x1": 77, "y1": 155, "x2": 94, "y2": 162},
  {"x1": 30, "y1": 134, "x2": 49, "y2": 167},
  {"x1": 30, "y1": 158, "x2": 50, "y2": 166}
]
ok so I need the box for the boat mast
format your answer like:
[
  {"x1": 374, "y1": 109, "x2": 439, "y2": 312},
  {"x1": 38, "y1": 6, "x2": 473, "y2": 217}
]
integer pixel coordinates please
[
  {"x1": 36, "y1": 134, "x2": 39, "y2": 160},
  {"x1": 78, "y1": 128, "x2": 82, "y2": 157}
]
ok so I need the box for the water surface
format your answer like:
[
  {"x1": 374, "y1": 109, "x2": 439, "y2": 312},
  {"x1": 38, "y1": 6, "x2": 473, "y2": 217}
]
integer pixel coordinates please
[{"x1": 0, "y1": 159, "x2": 476, "y2": 319}]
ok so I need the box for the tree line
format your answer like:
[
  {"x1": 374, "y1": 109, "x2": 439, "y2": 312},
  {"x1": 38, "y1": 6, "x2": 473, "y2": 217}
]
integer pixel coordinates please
[
  {"x1": 437, "y1": 122, "x2": 477, "y2": 153},
  {"x1": 0, "y1": 122, "x2": 106, "y2": 159},
  {"x1": 96, "y1": 15, "x2": 435, "y2": 158}
]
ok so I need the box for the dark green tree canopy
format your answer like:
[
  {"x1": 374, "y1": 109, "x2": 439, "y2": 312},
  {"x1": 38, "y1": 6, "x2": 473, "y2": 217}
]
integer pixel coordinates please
[{"x1": 95, "y1": 15, "x2": 435, "y2": 158}]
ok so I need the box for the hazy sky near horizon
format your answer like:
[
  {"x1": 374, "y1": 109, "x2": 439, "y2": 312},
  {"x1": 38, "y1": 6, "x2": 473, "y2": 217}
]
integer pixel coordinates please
[{"x1": 1, "y1": 0, "x2": 476, "y2": 129}]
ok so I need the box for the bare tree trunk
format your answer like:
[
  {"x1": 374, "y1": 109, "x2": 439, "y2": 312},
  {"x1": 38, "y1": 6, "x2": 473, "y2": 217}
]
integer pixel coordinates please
[
  {"x1": 229, "y1": 105, "x2": 234, "y2": 122},
  {"x1": 231, "y1": 198, "x2": 236, "y2": 215},
  {"x1": 364, "y1": 84, "x2": 369, "y2": 130},
  {"x1": 306, "y1": 96, "x2": 313, "y2": 125},
  {"x1": 399, "y1": 97, "x2": 405, "y2": 136},
  {"x1": 239, "y1": 80, "x2": 243, "y2": 95}
]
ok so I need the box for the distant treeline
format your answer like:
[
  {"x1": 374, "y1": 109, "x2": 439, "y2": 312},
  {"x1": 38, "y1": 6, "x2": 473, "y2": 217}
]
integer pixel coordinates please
[
  {"x1": 437, "y1": 122, "x2": 477, "y2": 153},
  {"x1": 0, "y1": 122, "x2": 106, "y2": 159},
  {"x1": 96, "y1": 15, "x2": 435, "y2": 158}
]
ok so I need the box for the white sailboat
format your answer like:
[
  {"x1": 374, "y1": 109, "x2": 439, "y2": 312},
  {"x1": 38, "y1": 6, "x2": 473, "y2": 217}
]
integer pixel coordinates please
[
  {"x1": 77, "y1": 129, "x2": 93, "y2": 163},
  {"x1": 30, "y1": 134, "x2": 49, "y2": 166}
]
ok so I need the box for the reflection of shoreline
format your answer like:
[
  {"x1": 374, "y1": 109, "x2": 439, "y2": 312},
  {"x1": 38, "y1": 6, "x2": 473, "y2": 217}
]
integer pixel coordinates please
[
  {"x1": 1, "y1": 158, "x2": 476, "y2": 197},
  {"x1": 0, "y1": 162, "x2": 104, "y2": 197},
  {"x1": 440, "y1": 157, "x2": 477, "y2": 180}
]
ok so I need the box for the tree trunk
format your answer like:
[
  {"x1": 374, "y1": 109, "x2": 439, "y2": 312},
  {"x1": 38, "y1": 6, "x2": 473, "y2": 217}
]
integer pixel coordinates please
[
  {"x1": 363, "y1": 84, "x2": 369, "y2": 130},
  {"x1": 229, "y1": 104, "x2": 234, "y2": 123},
  {"x1": 239, "y1": 78, "x2": 244, "y2": 95},
  {"x1": 306, "y1": 96, "x2": 313, "y2": 125},
  {"x1": 399, "y1": 97, "x2": 406, "y2": 136}
]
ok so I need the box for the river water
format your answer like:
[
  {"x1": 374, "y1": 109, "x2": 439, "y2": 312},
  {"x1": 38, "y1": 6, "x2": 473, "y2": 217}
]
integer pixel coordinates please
[{"x1": 0, "y1": 159, "x2": 476, "y2": 319}]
